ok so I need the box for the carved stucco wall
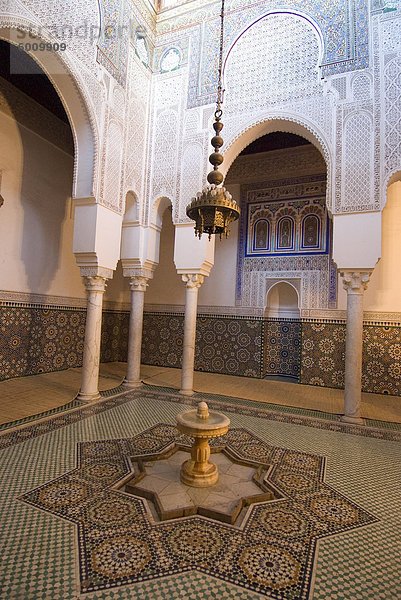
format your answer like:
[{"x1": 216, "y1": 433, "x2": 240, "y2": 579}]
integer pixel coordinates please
[
  {"x1": 123, "y1": 46, "x2": 152, "y2": 221},
  {"x1": 151, "y1": 6, "x2": 401, "y2": 228},
  {"x1": 147, "y1": 69, "x2": 185, "y2": 223},
  {"x1": 222, "y1": 13, "x2": 332, "y2": 153},
  {"x1": 378, "y1": 12, "x2": 401, "y2": 194},
  {"x1": 226, "y1": 145, "x2": 326, "y2": 185},
  {"x1": 1, "y1": 1, "x2": 401, "y2": 261}
]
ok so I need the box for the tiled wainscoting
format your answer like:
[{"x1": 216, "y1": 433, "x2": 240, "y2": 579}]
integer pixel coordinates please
[
  {"x1": 1, "y1": 304, "x2": 400, "y2": 396},
  {"x1": 0, "y1": 305, "x2": 129, "y2": 381},
  {"x1": 142, "y1": 313, "x2": 401, "y2": 395},
  {"x1": 142, "y1": 313, "x2": 262, "y2": 377},
  {"x1": 301, "y1": 322, "x2": 401, "y2": 395}
]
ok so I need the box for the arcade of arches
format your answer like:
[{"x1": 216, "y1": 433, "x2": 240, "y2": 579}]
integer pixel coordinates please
[{"x1": 0, "y1": 2, "x2": 401, "y2": 600}]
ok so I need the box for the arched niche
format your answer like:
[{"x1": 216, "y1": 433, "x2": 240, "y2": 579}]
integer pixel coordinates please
[
  {"x1": 151, "y1": 196, "x2": 173, "y2": 229},
  {"x1": 123, "y1": 190, "x2": 139, "y2": 223},
  {"x1": 222, "y1": 118, "x2": 331, "y2": 212},
  {"x1": 0, "y1": 38, "x2": 85, "y2": 298},
  {"x1": 265, "y1": 281, "x2": 300, "y2": 319},
  {"x1": 0, "y1": 23, "x2": 98, "y2": 198}
]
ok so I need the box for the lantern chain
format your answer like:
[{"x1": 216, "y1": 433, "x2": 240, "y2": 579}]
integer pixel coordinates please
[{"x1": 216, "y1": 0, "x2": 225, "y2": 118}]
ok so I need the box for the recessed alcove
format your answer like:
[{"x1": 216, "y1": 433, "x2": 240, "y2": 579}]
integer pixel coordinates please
[{"x1": 265, "y1": 282, "x2": 300, "y2": 319}]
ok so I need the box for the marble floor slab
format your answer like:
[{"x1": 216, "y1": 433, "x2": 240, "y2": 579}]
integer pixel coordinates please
[{"x1": 1, "y1": 362, "x2": 400, "y2": 426}]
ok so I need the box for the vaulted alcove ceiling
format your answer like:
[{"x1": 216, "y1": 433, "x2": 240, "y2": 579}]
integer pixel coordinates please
[
  {"x1": 240, "y1": 132, "x2": 311, "y2": 155},
  {"x1": 0, "y1": 39, "x2": 69, "y2": 123}
]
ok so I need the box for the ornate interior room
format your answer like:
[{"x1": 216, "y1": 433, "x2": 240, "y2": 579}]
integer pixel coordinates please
[{"x1": 0, "y1": 0, "x2": 400, "y2": 599}]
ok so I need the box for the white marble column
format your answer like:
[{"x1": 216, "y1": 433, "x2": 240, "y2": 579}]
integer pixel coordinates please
[
  {"x1": 180, "y1": 274, "x2": 204, "y2": 396},
  {"x1": 123, "y1": 275, "x2": 150, "y2": 388},
  {"x1": 77, "y1": 274, "x2": 109, "y2": 402},
  {"x1": 340, "y1": 270, "x2": 372, "y2": 424}
]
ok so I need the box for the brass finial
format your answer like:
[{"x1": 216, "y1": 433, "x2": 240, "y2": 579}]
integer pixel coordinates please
[{"x1": 207, "y1": 113, "x2": 224, "y2": 186}]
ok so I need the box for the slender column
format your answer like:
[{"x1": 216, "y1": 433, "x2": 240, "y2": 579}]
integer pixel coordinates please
[
  {"x1": 180, "y1": 274, "x2": 204, "y2": 396},
  {"x1": 340, "y1": 270, "x2": 372, "y2": 424},
  {"x1": 77, "y1": 275, "x2": 108, "y2": 402},
  {"x1": 123, "y1": 276, "x2": 150, "y2": 388}
]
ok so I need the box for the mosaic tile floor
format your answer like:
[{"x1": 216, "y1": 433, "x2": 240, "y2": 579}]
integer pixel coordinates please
[{"x1": 1, "y1": 387, "x2": 400, "y2": 599}]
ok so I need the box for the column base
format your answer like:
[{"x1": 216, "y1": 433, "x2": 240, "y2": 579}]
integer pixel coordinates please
[
  {"x1": 179, "y1": 389, "x2": 195, "y2": 397},
  {"x1": 180, "y1": 459, "x2": 218, "y2": 487},
  {"x1": 340, "y1": 415, "x2": 365, "y2": 425},
  {"x1": 122, "y1": 379, "x2": 143, "y2": 389},
  {"x1": 76, "y1": 391, "x2": 101, "y2": 403}
]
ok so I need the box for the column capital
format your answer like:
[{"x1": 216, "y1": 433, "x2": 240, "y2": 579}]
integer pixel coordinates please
[
  {"x1": 128, "y1": 276, "x2": 150, "y2": 292},
  {"x1": 82, "y1": 275, "x2": 108, "y2": 293},
  {"x1": 340, "y1": 270, "x2": 373, "y2": 294},
  {"x1": 182, "y1": 273, "x2": 204, "y2": 289},
  {"x1": 79, "y1": 266, "x2": 114, "y2": 280},
  {"x1": 122, "y1": 267, "x2": 154, "y2": 281}
]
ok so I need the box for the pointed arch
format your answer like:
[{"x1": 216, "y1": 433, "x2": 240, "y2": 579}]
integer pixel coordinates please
[
  {"x1": 265, "y1": 281, "x2": 300, "y2": 319},
  {"x1": 222, "y1": 117, "x2": 332, "y2": 212},
  {"x1": 151, "y1": 196, "x2": 173, "y2": 229}
]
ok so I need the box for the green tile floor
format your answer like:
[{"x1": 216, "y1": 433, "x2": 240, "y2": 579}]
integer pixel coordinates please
[{"x1": 0, "y1": 389, "x2": 400, "y2": 599}]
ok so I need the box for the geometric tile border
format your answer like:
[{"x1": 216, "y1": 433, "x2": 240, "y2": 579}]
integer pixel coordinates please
[
  {"x1": 300, "y1": 322, "x2": 346, "y2": 389},
  {"x1": 0, "y1": 306, "x2": 86, "y2": 380},
  {"x1": 0, "y1": 398, "x2": 84, "y2": 432},
  {"x1": 0, "y1": 305, "x2": 130, "y2": 382},
  {"x1": 142, "y1": 313, "x2": 262, "y2": 378},
  {"x1": 19, "y1": 424, "x2": 378, "y2": 597}
]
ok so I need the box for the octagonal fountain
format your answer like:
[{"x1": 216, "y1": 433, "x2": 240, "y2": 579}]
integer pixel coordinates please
[{"x1": 176, "y1": 401, "x2": 230, "y2": 487}]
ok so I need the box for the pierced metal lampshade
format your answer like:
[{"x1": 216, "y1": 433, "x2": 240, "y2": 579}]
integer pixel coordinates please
[
  {"x1": 186, "y1": 115, "x2": 240, "y2": 239},
  {"x1": 186, "y1": 184, "x2": 239, "y2": 240}
]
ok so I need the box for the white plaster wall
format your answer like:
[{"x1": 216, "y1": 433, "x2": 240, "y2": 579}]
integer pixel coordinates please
[
  {"x1": 364, "y1": 181, "x2": 401, "y2": 312},
  {"x1": 335, "y1": 181, "x2": 401, "y2": 313},
  {"x1": 145, "y1": 187, "x2": 240, "y2": 308},
  {"x1": 104, "y1": 261, "x2": 130, "y2": 304},
  {"x1": 0, "y1": 94, "x2": 85, "y2": 299},
  {"x1": 146, "y1": 209, "x2": 183, "y2": 305}
]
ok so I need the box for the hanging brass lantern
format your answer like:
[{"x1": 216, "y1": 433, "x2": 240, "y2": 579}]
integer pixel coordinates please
[{"x1": 186, "y1": 0, "x2": 240, "y2": 240}]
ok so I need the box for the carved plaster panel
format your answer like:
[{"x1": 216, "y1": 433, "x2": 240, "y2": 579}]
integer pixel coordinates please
[
  {"x1": 18, "y1": 0, "x2": 101, "y2": 71},
  {"x1": 123, "y1": 47, "x2": 152, "y2": 219},
  {"x1": 342, "y1": 111, "x2": 376, "y2": 212},
  {"x1": 222, "y1": 13, "x2": 333, "y2": 152},
  {"x1": 149, "y1": 108, "x2": 179, "y2": 205},
  {"x1": 178, "y1": 141, "x2": 204, "y2": 221},
  {"x1": 100, "y1": 116, "x2": 124, "y2": 212},
  {"x1": 383, "y1": 56, "x2": 401, "y2": 185}
]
